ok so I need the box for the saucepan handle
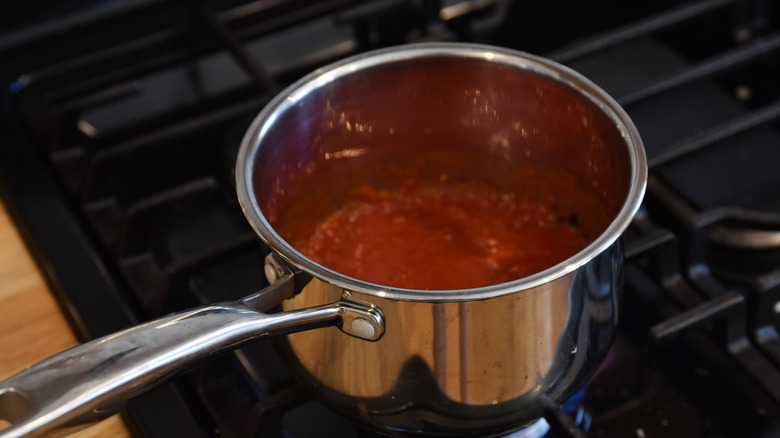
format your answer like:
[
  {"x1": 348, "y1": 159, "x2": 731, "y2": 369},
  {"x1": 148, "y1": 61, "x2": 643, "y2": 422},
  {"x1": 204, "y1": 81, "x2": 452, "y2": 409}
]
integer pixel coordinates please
[{"x1": 0, "y1": 254, "x2": 384, "y2": 438}]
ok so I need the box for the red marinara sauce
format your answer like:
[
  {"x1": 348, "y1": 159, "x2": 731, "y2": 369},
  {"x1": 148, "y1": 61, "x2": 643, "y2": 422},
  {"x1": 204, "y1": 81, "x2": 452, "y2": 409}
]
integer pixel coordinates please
[{"x1": 289, "y1": 184, "x2": 588, "y2": 290}]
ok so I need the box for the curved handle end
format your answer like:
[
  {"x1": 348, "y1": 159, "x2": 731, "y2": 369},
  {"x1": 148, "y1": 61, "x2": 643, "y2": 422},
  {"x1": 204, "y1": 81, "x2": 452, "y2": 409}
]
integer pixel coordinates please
[{"x1": 338, "y1": 296, "x2": 385, "y2": 341}]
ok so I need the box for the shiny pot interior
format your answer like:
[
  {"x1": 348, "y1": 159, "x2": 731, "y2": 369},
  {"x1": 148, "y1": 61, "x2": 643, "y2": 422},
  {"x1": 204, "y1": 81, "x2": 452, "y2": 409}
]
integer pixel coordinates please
[
  {"x1": 236, "y1": 43, "x2": 646, "y2": 436},
  {"x1": 239, "y1": 43, "x2": 643, "y2": 299}
]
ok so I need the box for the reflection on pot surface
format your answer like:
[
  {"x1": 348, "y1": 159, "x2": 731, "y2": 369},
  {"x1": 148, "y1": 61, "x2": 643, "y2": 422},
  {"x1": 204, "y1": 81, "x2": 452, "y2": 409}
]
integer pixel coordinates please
[{"x1": 280, "y1": 245, "x2": 620, "y2": 436}]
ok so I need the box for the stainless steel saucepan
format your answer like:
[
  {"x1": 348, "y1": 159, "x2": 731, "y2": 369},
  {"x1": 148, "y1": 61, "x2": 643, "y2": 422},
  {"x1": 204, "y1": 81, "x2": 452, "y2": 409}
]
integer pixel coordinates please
[{"x1": 0, "y1": 43, "x2": 646, "y2": 438}]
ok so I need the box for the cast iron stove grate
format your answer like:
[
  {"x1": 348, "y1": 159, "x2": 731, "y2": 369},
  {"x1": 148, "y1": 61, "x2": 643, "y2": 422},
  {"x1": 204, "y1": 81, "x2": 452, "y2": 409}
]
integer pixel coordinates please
[{"x1": 2, "y1": 0, "x2": 780, "y2": 437}]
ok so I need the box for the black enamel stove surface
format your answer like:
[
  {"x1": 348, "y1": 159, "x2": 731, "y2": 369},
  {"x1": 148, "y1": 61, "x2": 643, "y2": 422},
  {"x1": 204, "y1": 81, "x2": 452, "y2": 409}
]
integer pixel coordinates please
[{"x1": 2, "y1": 1, "x2": 780, "y2": 437}]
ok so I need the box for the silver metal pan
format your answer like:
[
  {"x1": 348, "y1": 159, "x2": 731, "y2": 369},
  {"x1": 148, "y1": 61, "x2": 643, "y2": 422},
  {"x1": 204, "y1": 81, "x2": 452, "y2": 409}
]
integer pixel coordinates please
[{"x1": 0, "y1": 43, "x2": 646, "y2": 438}]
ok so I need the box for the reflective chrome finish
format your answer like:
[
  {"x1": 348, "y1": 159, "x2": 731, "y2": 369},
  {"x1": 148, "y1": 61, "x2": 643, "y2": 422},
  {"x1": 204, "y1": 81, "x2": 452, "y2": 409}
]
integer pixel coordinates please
[
  {"x1": 236, "y1": 43, "x2": 646, "y2": 436},
  {"x1": 0, "y1": 254, "x2": 383, "y2": 438},
  {"x1": 277, "y1": 239, "x2": 622, "y2": 436}
]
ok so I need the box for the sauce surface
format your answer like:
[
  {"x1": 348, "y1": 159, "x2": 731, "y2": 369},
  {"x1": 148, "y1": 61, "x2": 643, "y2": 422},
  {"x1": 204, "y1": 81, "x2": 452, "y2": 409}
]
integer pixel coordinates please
[{"x1": 289, "y1": 185, "x2": 588, "y2": 290}]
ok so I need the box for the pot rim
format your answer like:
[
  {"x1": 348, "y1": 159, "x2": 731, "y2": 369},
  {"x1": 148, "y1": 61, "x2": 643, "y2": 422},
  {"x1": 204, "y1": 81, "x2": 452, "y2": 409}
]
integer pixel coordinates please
[{"x1": 236, "y1": 42, "x2": 647, "y2": 303}]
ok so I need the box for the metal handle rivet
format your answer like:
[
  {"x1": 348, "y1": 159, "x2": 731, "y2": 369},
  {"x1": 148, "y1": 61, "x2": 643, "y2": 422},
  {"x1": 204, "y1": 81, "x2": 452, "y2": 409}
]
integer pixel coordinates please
[
  {"x1": 351, "y1": 318, "x2": 376, "y2": 339},
  {"x1": 264, "y1": 264, "x2": 279, "y2": 284}
]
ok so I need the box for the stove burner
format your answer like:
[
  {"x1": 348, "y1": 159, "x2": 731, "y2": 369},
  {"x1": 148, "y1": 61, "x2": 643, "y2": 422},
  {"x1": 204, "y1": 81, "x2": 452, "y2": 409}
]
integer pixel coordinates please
[{"x1": 503, "y1": 418, "x2": 550, "y2": 438}]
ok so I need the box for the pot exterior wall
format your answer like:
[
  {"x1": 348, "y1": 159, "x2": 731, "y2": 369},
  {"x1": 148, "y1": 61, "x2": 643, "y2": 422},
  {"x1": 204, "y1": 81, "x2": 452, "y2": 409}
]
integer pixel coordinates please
[{"x1": 279, "y1": 239, "x2": 621, "y2": 436}]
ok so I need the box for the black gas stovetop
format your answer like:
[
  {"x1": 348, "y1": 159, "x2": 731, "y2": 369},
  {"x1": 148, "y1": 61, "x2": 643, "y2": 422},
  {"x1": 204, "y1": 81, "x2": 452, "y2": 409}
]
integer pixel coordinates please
[{"x1": 2, "y1": 1, "x2": 780, "y2": 437}]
